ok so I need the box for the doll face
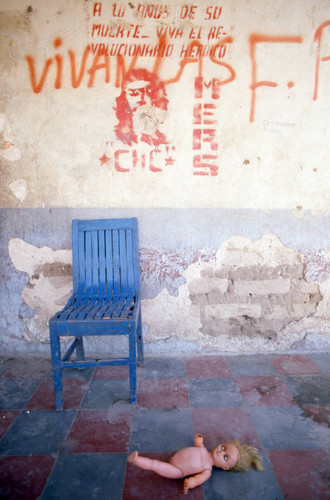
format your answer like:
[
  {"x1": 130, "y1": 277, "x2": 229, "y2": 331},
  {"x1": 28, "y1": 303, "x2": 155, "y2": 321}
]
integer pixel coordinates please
[{"x1": 212, "y1": 442, "x2": 239, "y2": 470}]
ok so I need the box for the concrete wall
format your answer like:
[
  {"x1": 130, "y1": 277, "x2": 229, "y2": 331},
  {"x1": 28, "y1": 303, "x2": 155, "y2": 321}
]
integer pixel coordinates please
[{"x1": 0, "y1": 0, "x2": 329, "y2": 354}]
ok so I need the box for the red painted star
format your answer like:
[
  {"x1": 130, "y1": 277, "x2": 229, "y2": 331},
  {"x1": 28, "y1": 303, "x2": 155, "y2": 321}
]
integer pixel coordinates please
[
  {"x1": 99, "y1": 153, "x2": 110, "y2": 165},
  {"x1": 165, "y1": 156, "x2": 175, "y2": 166}
]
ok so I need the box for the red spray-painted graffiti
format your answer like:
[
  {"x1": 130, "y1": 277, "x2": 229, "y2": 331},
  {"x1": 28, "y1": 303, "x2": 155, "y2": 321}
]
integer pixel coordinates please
[
  {"x1": 114, "y1": 68, "x2": 169, "y2": 146},
  {"x1": 193, "y1": 77, "x2": 222, "y2": 176},
  {"x1": 249, "y1": 34, "x2": 303, "y2": 123},
  {"x1": 313, "y1": 20, "x2": 330, "y2": 101},
  {"x1": 24, "y1": 20, "x2": 329, "y2": 116},
  {"x1": 24, "y1": 2, "x2": 329, "y2": 176},
  {"x1": 100, "y1": 66, "x2": 176, "y2": 172}
]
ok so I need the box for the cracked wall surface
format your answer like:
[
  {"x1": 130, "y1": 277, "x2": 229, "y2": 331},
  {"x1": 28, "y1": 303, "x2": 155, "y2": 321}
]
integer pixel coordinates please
[
  {"x1": 6, "y1": 231, "x2": 330, "y2": 353},
  {"x1": 8, "y1": 238, "x2": 72, "y2": 344},
  {"x1": 143, "y1": 234, "x2": 330, "y2": 352}
]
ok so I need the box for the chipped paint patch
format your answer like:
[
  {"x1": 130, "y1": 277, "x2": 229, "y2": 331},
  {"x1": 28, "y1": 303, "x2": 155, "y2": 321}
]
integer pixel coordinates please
[
  {"x1": 301, "y1": 248, "x2": 330, "y2": 282},
  {"x1": 9, "y1": 238, "x2": 72, "y2": 343},
  {"x1": 139, "y1": 247, "x2": 215, "y2": 297},
  {"x1": 9, "y1": 179, "x2": 27, "y2": 202}
]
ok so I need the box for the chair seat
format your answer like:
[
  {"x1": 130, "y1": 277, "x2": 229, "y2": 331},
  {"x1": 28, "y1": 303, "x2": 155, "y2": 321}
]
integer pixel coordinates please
[{"x1": 53, "y1": 295, "x2": 137, "y2": 321}]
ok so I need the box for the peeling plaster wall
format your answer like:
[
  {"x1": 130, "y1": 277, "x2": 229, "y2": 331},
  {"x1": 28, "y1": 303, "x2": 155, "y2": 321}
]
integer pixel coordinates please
[
  {"x1": 0, "y1": 0, "x2": 329, "y2": 354},
  {"x1": 1, "y1": 208, "x2": 329, "y2": 354},
  {"x1": 144, "y1": 234, "x2": 330, "y2": 352}
]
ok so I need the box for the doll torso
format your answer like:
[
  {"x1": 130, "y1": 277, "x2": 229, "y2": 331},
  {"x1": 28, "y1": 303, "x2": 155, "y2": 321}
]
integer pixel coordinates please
[{"x1": 169, "y1": 446, "x2": 214, "y2": 477}]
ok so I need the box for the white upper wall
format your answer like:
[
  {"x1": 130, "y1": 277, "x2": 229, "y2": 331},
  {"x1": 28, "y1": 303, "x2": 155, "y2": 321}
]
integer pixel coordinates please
[{"x1": 1, "y1": 0, "x2": 329, "y2": 209}]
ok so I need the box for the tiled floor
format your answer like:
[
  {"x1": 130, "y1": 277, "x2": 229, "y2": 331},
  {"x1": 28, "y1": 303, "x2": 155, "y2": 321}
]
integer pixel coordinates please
[{"x1": 0, "y1": 352, "x2": 329, "y2": 499}]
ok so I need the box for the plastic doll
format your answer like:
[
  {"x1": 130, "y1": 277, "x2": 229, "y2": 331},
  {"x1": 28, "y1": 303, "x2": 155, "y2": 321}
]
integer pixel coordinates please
[{"x1": 128, "y1": 434, "x2": 264, "y2": 494}]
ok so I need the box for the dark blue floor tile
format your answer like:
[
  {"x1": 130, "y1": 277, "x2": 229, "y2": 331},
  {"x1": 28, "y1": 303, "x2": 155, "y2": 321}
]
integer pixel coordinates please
[
  {"x1": 188, "y1": 378, "x2": 243, "y2": 408},
  {"x1": 130, "y1": 408, "x2": 194, "y2": 453},
  {"x1": 41, "y1": 454, "x2": 127, "y2": 500},
  {"x1": 307, "y1": 352, "x2": 330, "y2": 374},
  {"x1": 0, "y1": 378, "x2": 41, "y2": 409},
  {"x1": 202, "y1": 451, "x2": 284, "y2": 500},
  {"x1": 0, "y1": 356, "x2": 51, "y2": 379},
  {"x1": 284, "y1": 375, "x2": 330, "y2": 405},
  {"x1": 0, "y1": 410, "x2": 76, "y2": 455},
  {"x1": 226, "y1": 355, "x2": 278, "y2": 377},
  {"x1": 139, "y1": 357, "x2": 185, "y2": 378},
  {"x1": 249, "y1": 406, "x2": 330, "y2": 449},
  {"x1": 80, "y1": 379, "x2": 130, "y2": 408}
]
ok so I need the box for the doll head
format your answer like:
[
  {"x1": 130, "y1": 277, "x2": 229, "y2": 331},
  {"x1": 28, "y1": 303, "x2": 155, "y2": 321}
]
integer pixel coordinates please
[
  {"x1": 211, "y1": 442, "x2": 240, "y2": 470},
  {"x1": 227, "y1": 439, "x2": 264, "y2": 472}
]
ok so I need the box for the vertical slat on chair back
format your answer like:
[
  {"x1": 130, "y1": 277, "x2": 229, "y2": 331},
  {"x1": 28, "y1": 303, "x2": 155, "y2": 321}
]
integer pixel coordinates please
[{"x1": 72, "y1": 219, "x2": 140, "y2": 299}]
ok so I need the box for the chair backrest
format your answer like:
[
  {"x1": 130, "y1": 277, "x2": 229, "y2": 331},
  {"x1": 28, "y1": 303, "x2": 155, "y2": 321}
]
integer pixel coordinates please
[{"x1": 71, "y1": 218, "x2": 140, "y2": 300}]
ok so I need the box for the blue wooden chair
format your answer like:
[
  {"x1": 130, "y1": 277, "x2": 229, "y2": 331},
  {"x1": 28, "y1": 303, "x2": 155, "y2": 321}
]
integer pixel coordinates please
[{"x1": 49, "y1": 218, "x2": 143, "y2": 410}]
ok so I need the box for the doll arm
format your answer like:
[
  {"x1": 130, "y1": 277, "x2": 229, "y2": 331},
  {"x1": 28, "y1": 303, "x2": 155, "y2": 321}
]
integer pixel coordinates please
[
  {"x1": 194, "y1": 434, "x2": 204, "y2": 447},
  {"x1": 183, "y1": 469, "x2": 212, "y2": 495}
]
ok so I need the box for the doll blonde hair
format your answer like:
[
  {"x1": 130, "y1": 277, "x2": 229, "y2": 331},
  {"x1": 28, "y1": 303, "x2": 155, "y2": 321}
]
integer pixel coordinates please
[{"x1": 228, "y1": 439, "x2": 264, "y2": 472}]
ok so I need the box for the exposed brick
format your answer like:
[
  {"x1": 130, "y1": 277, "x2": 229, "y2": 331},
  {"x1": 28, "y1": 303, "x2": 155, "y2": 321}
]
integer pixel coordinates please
[
  {"x1": 281, "y1": 264, "x2": 305, "y2": 278},
  {"x1": 292, "y1": 280, "x2": 320, "y2": 294},
  {"x1": 188, "y1": 278, "x2": 228, "y2": 295},
  {"x1": 290, "y1": 292, "x2": 310, "y2": 304},
  {"x1": 206, "y1": 292, "x2": 254, "y2": 305},
  {"x1": 189, "y1": 294, "x2": 208, "y2": 305},
  {"x1": 230, "y1": 266, "x2": 283, "y2": 281},
  {"x1": 310, "y1": 292, "x2": 322, "y2": 304},
  {"x1": 233, "y1": 279, "x2": 290, "y2": 295},
  {"x1": 200, "y1": 266, "x2": 215, "y2": 278},
  {"x1": 263, "y1": 305, "x2": 289, "y2": 319},
  {"x1": 206, "y1": 290, "x2": 224, "y2": 304},
  {"x1": 205, "y1": 303, "x2": 261, "y2": 320},
  {"x1": 288, "y1": 303, "x2": 317, "y2": 318},
  {"x1": 259, "y1": 317, "x2": 290, "y2": 332},
  {"x1": 229, "y1": 267, "x2": 256, "y2": 281},
  {"x1": 215, "y1": 268, "x2": 230, "y2": 278},
  {"x1": 267, "y1": 293, "x2": 291, "y2": 305}
]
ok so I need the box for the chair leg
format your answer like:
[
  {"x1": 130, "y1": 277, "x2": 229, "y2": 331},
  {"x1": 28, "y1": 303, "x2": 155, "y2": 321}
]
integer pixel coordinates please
[
  {"x1": 129, "y1": 328, "x2": 137, "y2": 404},
  {"x1": 49, "y1": 327, "x2": 64, "y2": 411},
  {"x1": 52, "y1": 365, "x2": 64, "y2": 411},
  {"x1": 137, "y1": 311, "x2": 144, "y2": 367}
]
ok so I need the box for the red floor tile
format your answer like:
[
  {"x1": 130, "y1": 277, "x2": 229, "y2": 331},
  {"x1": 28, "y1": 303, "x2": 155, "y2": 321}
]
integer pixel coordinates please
[
  {"x1": 66, "y1": 408, "x2": 134, "y2": 453},
  {"x1": 123, "y1": 453, "x2": 204, "y2": 500},
  {"x1": 0, "y1": 410, "x2": 20, "y2": 439},
  {"x1": 137, "y1": 378, "x2": 189, "y2": 408},
  {"x1": 272, "y1": 354, "x2": 322, "y2": 375},
  {"x1": 192, "y1": 408, "x2": 262, "y2": 450},
  {"x1": 235, "y1": 376, "x2": 295, "y2": 406},
  {"x1": 25, "y1": 378, "x2": 89, "y2": 410},
  {"x1": 0, "y1": 357, "x2": 51, "y2": 379},
  {"x1": 302, "y1": 404, "x2": 330, "y2": 427},
  {"x1": 93, "y1": 365, "x2": 130, "y2": 378},
  {"x1": 0, "y1": 455, "x2": 55, "y2": 500},
  {"x1": 185, "y1": 356, "x2": 232, "y2": 378},
  {"x1": 268, "y1": 449, "x2": 329, "y2": 500}
]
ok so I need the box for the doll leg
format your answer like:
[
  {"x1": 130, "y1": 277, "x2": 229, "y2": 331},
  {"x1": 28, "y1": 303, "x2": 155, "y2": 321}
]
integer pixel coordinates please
[{"x1": 128, "y1": 452, "x2": 183, "y2": 479}]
